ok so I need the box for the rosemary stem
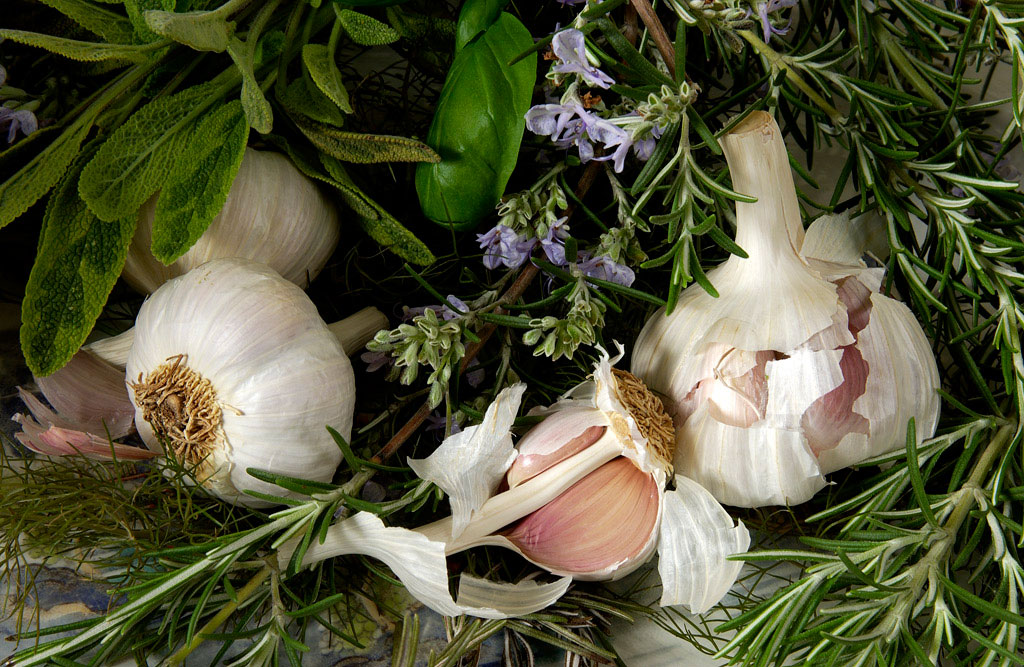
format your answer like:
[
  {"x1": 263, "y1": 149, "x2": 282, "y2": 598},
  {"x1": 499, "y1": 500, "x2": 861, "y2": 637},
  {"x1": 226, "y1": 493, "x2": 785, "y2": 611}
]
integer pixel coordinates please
[
  {"x1": 736, "y1": 29, "x2": 844, "y2": 125},
  {"x1": 166, "y1": 563, "x2": 274, "y2": 666}
]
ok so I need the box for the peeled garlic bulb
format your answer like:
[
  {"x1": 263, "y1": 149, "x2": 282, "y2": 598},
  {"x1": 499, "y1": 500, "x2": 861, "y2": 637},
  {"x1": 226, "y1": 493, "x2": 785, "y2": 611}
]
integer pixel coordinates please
[
  {"x1": 632, "y1": 111, "x2": 940, "y2": 508},
  {"x1": 125, "y1": 258, "x2": 355, "y2": 507},
  {"x1": 122, "y1": 148, "x2": 340, "y2": 294}
]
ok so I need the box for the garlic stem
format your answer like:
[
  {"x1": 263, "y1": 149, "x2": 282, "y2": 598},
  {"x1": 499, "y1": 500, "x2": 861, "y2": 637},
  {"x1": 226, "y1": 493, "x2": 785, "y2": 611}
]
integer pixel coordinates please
[
  {"x1": 84, "y1": 328, "x2": 135, "y2": 369},
  {"x1": 327, "y1": 306, "x2": 388, "y2": 354},
  {"x1": 415, "y1": 430, "x2": 623, "y2": 554}
]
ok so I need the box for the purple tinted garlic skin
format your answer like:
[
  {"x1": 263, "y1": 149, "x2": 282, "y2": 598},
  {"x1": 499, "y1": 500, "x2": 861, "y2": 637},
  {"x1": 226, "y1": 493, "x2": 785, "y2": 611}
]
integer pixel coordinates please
[{"x1": 632, "y1": 111, "x2": 940, "y2": 508}]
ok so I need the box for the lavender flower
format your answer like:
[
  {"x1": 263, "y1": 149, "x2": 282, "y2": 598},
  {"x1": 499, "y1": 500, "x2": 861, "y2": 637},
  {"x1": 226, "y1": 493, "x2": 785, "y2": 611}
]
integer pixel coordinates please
[
  {"x1": 0, "y1": 107, "x2": 37, "y2": 143},
  {"x1": 361, "y1": 350, "x2": 392, "y2": 373},
  {"x1": 527, "y1": 103, "x2": 654, "y2": 173},
  {"x1": 539, "y1": 216, "x2": 571, "y2": 265},
  {"x1": 579, "y1": 254, "x2": 636, "y2": 287},
  {"x1": 477, "y1": 225, "x2": 532, "y2": 269},
  {"x1": 440, "y1": 295, "x2": 469, "y2": 321},
  {"x1": 551, "y1": 29, "x2": 615, "y2": 89},
  {"x1": 755, "y1": 0, "x2": 798, "y2": 43},
  {"x1": 556, "y1": 0, "x2": 587, "y2": 5}
]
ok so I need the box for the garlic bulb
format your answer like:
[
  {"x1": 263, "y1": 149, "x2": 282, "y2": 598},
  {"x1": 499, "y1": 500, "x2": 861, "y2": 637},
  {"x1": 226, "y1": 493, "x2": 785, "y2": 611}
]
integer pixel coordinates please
[
  {"x1": 632, "y1": 111, "x2": 940, "y2": 508},
  {"x1": 122, "y1": 148, "x2": 340, "y2": 294},
  {"x1": 125, "y1": 258, "x2": 356, "y2": 507}
]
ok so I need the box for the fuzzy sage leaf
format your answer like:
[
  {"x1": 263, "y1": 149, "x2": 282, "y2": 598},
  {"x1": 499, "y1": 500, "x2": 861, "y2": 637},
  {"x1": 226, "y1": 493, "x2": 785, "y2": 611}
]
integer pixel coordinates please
[
  {"x1": 151, "y1": 101, "x2": 249, "y2": 263},
  {"x1": 38, "y1": 0, "x2": 135, "y2": 44},
  {"x1": 336, "y1": 9, "x2": 400, "y2": 46},
  {"x1": 302, "y1": 43, "x2": 353, "y2": 113},
  {"x1": 21, "y1": 145, "x2": 137, "y2": 376},
  {"x1": 0, "y1": 29, "x2": 163, "y2": 62},
  {"x1": 293, "y1": 115, "x2": 439, "y2": 164},
  {"x1": 227, "y1": 36, "x2": 273, "y2": 134},
  {"x1": 144, "y1": 8, "x2": 235, "y2": 52}
]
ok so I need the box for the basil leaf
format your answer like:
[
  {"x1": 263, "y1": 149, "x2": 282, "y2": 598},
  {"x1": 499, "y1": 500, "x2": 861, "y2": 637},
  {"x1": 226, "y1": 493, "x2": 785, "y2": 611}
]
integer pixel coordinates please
[
  {"x1": 415, "y1": 11, "x2": 536, "y2": 230},
  {"x1": 455, "y1": 0, "x2": 504, "y2": 52},
  {"x1": 21, "y1": 145, "x2": 137, "y2": 376}
]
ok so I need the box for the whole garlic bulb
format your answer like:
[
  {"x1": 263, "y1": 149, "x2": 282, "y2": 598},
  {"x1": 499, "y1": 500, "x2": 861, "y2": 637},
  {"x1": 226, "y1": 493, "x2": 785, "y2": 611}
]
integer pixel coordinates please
[
  {"x1": 632, "y1": 111, "x2": 940, "y2": 508},
  {"x1": 122, "y1": 148, "x2": 340, "y2": 294},
  {"x1": 126, "y1": 258, "x2": 355, "y2": 507}
]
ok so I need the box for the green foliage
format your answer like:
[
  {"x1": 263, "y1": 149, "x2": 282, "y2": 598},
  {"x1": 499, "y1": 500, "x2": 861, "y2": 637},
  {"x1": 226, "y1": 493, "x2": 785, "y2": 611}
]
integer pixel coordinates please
[
  {"x1": 414, "y1": 9, "x2": 537, "y2": 229},
  {"x1": 151, "y1": 100, "x2": 249, "y2": 263},
  {"x1": 454, "y1": 0, "x2": 504, "y2": 51},
  {"x1": 278, "y1": 74, "x2": 348, "y2": 127},
  {"x1": 79, "y1": 82, "x2": 217, "y2": 221},
  {"x1": 293, "y1": 114, "x2": 440, "y2": 164},
  {"x1": 124, "y1": 0, "x2": 175, "y2": 43},
  {"x1": 227, "y1": 36, "x2": 273, "y2": 133},
  {"x1": 336, "y1": 9, "x2": 400, "y2": 46},
  {"x1": 0, "y1": 28, "x2": 164, "y2": 61},
  {"x1": 20, "y1": 146, "x2": 136, "y2": 376},
  {"x1": 302, "y1": 43, "x2": 353, "y2": 114},
  {"x1": 144, "y1": 7, "x2": 234, "y2": 52},
  {"x1": 38, "y1": 0, "x2": 135, "y2": 44},
  {"x1": 0, "y1": 123, "x2": 90, "y2": 229}
]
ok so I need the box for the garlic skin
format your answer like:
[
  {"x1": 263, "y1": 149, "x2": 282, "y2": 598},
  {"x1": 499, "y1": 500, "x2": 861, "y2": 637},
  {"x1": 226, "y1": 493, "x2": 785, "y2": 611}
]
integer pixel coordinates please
[
  {"x1": 122, "y1": 148, "x2": 340, "y2": 294},
  {"x1": 125, "y1": 258, "x2": 355, "y2": 507},
  {"x1": 632, "y1": 111, "x2": 940, "y2": 508},
  {"x1": 411, "y1": 347, "x2": 750, "y2": 614}
]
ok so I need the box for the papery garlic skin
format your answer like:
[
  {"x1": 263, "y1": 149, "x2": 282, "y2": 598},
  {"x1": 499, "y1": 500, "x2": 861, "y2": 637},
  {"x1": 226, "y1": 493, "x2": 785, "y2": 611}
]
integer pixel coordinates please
[
  {"x1": 126, "y1": 258, "x2": 354, "y2": 507},
  {"x1": 632, "y1": 111, "x2": 940, "y2": 508},
  {"x1": 123, "y1": 148, "x2": 340, "y2": 294}
]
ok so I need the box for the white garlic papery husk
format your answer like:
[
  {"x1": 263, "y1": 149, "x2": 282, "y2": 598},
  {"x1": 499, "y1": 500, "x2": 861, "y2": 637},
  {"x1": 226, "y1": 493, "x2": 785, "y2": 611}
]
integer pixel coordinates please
[
  {"x1": 408, "y1": 347, "x2": 750, "y2": 614},
  {"x1": 122, "y1": 148, "x2": 340, "y2": 294},
  {"x1": 631, "y1": 110, "x2": 941, "y2": 508},
  {"x1": 125, "y1": 258, "x2": 355, "y2": 507}
]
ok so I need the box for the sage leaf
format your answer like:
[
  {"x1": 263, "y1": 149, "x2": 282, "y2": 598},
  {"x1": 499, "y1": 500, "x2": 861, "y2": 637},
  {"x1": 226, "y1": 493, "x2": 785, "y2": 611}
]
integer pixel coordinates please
[
  {"x1": 278, "y1": 75, "x2": 347, "y2": 128},
  {"x1": 38, "y1": 0, "x2": 135, "y2": 44},
  {"x1": 79, "y1": 83, "x2": 215, "y2": 221},
  {"x1": 151, "y1": 101, "x2": 249, "y2": 263},
  {"x1": 21, "y1": 146, "x2": 137, "y2": 376},
  {"x1": 415, "y1": 10, "x2": 536, "y2": 228},
  {"x1": 0, "y1": 123, "x2": 91, "y2": 230},
  {"x1": 125, "y1": 0, "x2": 174, "y2": 43},
  {"x1": 144, "y1": 8, "x2": 234, "y2": 52},
  {"x1": 293, "y1": 115, "x2": 439, "y2": 164},
  {"x1": 302, "y1": 43, "x2": 353, "y2": 114},
  {"x1": 335, "y1": 9, "x2": 400, "y2": 46},
  {"x1": 228, "y1": 37, "x2": 273, "y2": 133},
  {"x1": 0, "y1": 29, "x2": 162, "y2": 62}
]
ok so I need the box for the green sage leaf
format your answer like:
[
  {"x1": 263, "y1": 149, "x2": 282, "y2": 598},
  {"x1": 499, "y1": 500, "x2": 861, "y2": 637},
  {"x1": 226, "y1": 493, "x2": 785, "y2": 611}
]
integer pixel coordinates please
[
  {"x1": 38, "y1": 0, "x2": 135, "y2": 44},
  {"x1": 125, "y1": 0, "x2": 174, "y2": 43},
  {"x1": 0, "y1": 123, "x2": 91, "y2": 230},
  {"x1": 228, "y1": 37, "x2": 273, "y2": 134},
  {"x1": 415, "y1": 10, "x2": 537, "y2": 229},
  {"x1": 79, "y1": 83, "x2": 215, "y2": 221},
  {"x1": 21, "y1": 146, "x2": 137, "y2": 376},
  {"x1": 144, "y1": 8, "x2": 234, "y2": 52},
  {"x1": 335, "y1": 9, "x2": 399, "y2": 46},
  {"x1": 302, "y1": 43, "x2": 353, "y2": 114},
  {"x1": 278, "y1": 75, "x2": 347, "y2": 127},
  {"x1": 151, "y1": 101, "x2": 249, "y2": 263},
  {"x1": 0, "y1": 29, "x2": 161, "y2": 61},
  {"x1": 293, "y1": 115, "x2": 439, "y2": 164}
]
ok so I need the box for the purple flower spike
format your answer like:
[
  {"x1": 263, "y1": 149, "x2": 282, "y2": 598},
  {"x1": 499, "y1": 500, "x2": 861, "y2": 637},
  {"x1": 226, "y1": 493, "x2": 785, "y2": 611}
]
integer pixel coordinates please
[
  {"x1": 551, "y1": 29, "x2": 615, "y2": 89},
  {"x1": 478, "y1": 225, "x2": 532, "y2": 269},
  {"x1": 756, "y1": 0, "x2": 798, "y2": 43},
  {"x1": 580, "y1": 255, "x2": 636, "y2": 287}
]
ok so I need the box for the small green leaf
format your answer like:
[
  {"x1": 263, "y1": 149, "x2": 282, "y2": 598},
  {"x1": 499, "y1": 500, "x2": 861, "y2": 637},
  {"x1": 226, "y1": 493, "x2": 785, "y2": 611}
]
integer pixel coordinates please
[
  {"x1": 124, "y1": 0, "x2": 172, "y2": 43},
  {"x1": 278, "y1": 75, "x2": 347, "y2": 128},
  {"x1": 79, "y1": 83, "x2": 215, "y2": 221},
  {"x1": 302, "y1": 43, "x2": 353, "y2": 114},
  {"x1": 228, "y1": 37, "x2": 273, "y2": 134},
  {"x1": 38, "y1": 0, "x2": 135, "y2": 44},
  {"x1": 21, "y1": 146, "x2": 137, "y2": 376},
  {"x1": 293, "y1": 115, "x2": 439, "y2": 164},
  {"x1": 335, "y1": 9, "x2": 399, "y2": 46},
  {"x1": 454, "y1": 0, "x2": 504, "y2": 51},
  {"x1": 0, "y1": 123, "x2": 90, "y2": 230},
  {"x1": 144, "y1": 8, "x2": 234, "y2": 52},
  {"x1": 0, "y1": 29, "x2": 161, "y2": 61},
  {"x1": 151, "y1": 101, "x2": 249, "y2": 263}
]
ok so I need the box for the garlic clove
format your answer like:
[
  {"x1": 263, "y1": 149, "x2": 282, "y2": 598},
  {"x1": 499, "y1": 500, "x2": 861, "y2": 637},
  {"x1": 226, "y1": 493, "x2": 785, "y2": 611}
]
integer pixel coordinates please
[
  {"x1": 29, "y1": 349, "x2": 135, "y2": 438},
  {"x1": 408, "y1": 383, "x2": 525, "y2": 538},
  {"x1": 677, "y1": 403, "x2": 825, "y2": 507},
  {"x1": 505, "y1": 407, "x2": 609, "y2": 488},
  {"x1": 127, "y1": 258, "x2": 355, "y2": 507},
  {"x1": 657, "y1": 475, "x2": 750, "y2": 612},
  {"x1": 123, "y1": 148, "x2": 340, "y2": 294},
  {"x1": 500, "y1": 457, "x2": 661, "y2": 580},
  {"x1": 12, "y1": 410, "x2": 155, "y2": 461}
]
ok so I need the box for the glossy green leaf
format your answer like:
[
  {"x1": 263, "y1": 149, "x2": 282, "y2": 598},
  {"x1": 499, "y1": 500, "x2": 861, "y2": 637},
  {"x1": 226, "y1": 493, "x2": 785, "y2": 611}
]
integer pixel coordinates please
[
  {"x1": 79, "y1": 83, "x2": 215, "y2": 221},
  {"x1": 38, "y1": 0, "x2": 134, "y2": 44},
  {"x1": 336, "y1": 9, "x2": 399, "y2": 46},
  {"x1": 415, "y1": 11, "x2": 536, "y2": 229},
  {"x1": 144, "y1": 8, "x2": 234, "y2": 52},
  {"x1": 21, "y1": 146, "x2": 137, "y2": 376},
  {"x1": 293, "y1": 114, "x2": 439, "y2": 164},
  {"x1": 302, "y1": 43, "x2": 353, "y2": 114},
  {"x1": 455, "y1": 0, "x2": 504, "y2": 52},
  {"x1": 0, "y1": 123, "x2": 90, "y2": 230},
  {"x1": 151, "y1": 101, "x2": 249, "y2": 263}
]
